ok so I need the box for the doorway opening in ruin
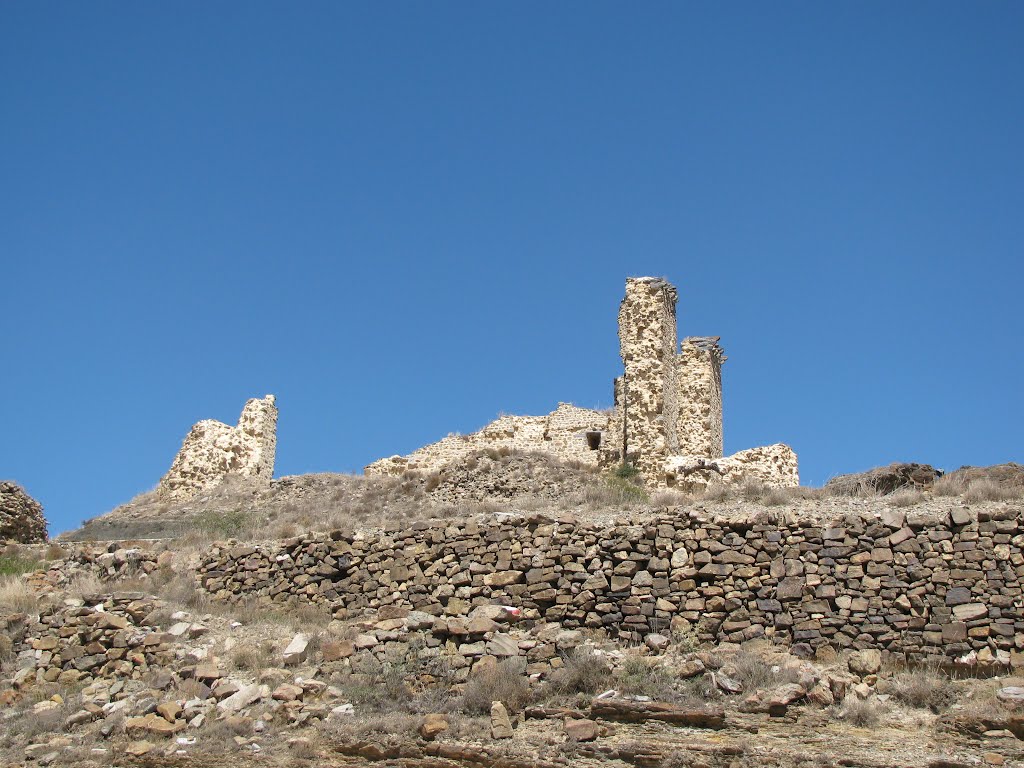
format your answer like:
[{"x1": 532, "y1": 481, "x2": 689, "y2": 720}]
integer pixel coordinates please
[{"x1": 586, "y1": 431, "x2": 602, "y2": 451}]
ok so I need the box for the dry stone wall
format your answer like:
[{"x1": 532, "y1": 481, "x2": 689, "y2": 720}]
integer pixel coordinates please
[
  {"x1": 0, "y1": 481, "x2": 48, "y2": 543},
  {"x1": 366, "y1": 404, "x2": 608, "y2": 477},
  {"x1": 196, "y1": 504, "x2": 1024, "y2": 668},
  {"x1": 159, "y1": 395, "x2": 278, "y2": 500}
]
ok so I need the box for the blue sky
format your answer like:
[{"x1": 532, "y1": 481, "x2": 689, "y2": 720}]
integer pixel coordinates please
[{"x1": 2, "y1": 4, "x2": 1022, "y2": 534}]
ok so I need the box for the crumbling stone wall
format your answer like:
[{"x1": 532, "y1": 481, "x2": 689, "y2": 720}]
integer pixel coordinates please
[
  {"x1": 365, "y1": 404, "x2": 608, "y2": 477},
  {"x1": 676, "y1": 337, "x2": 724, "y2": 458},
  {"x1": 665, "y1": 444, "x2": 799, "y2": 492},
  {"x1": 196, "y1": 503, "x2": 1024, "y2": 668},
  {"x1": 368, "y1": 276, "x2": 795, "y2": 491},
  {"x1": 0, "y1": 481, "x2": 47, "y2": 543},
  {"x1": 159, "y1": 395, "x2": 278, "y2": 500}
]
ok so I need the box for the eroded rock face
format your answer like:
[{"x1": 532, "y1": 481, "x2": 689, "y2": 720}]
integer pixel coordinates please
[
  {"x1": 159, "y1": 395, "x2": 278, "y2": 500},
  {"x1": 0, "y1": 481, "x2": 47, "y2": 543}
]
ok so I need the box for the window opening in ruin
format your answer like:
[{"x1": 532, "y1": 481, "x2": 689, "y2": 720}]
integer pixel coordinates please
[{"x1": 586, "y1": 431, "x2": 602, "y2": 451}]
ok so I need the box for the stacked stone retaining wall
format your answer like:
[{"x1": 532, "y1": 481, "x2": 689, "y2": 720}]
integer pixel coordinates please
[{"x1": 196, "y1": 504, "x2": 1024, "y2": 667}]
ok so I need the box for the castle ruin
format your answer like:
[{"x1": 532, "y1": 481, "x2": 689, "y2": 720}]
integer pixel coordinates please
[
  {"x1": 158, "y1": 395, "x2": 278, "y2": 500},
  {"x1": 367, "y1": 276, "x2": 798, "y2": 489}
]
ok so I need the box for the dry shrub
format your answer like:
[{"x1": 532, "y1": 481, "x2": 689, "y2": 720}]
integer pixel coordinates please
[
  {"x1": 887, "y1": 667, "x2": 957, "y2": 712},
  {"x1": 724, "y1": 652, "x2": 802, "y2": 693},
  {"x1": 554, "y1": 648, "x2": 612, "y2": 695},
  {"x1": 324, "y1": 712, "x2": 420, "y2": 741},
  {"x1": 761, "y1": 487, "x2": 795, "y2": 506},
  {"x1": 231, "y1": 639, "x2": 277, "y2": 671},
  {"x1": 700, "y1": 484, "x2": 731, "y2": 503},
  {"x1": 932, "y1": 474, "x2": 965, "y2": 497},
  {"x1": 0, "y1": 634, "x2": 13, "y2": 661},
  {"x1": 462, "y1": 659, "x2": 530, "y2": 714},
  {"x1": 63, "y1": 572, "x2": 104, "y2": 601},
  {"x1": 834, "y1": 695, "x2": 889, "y2": 727},
  {"x1": 0, "y1": 578, "x2": 39, "y2": 613}
]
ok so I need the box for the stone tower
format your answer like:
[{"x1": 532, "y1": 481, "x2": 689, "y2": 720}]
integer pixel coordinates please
[
  {"x1": 600, "y1": 277, "x2": 727, "y2": 485},
  {"x1": 676, "y1": 336, "x2": 725, "y2": 458}
]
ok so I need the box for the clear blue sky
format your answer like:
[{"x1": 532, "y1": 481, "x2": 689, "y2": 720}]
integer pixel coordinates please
[{"x1": 3, "y1": 4, "x2": 1022, "y2": 534}]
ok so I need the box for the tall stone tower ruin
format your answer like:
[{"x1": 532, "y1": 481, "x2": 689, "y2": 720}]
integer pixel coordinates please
[
  {"x1": 677, "y1": 336, "x2": 725, "y2": 458},
  {"x1": 600, "y1": 277, "x2": 726, "y2": 485}
]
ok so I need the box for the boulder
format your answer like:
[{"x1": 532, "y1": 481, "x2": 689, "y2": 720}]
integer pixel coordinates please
[
  {"x1": 848, "y1": 649, "x2": 882, "y2": 676},
  {"x1": 418, "y1": 713, "x2": 449, "y2": 740},
  {"x1": 564, "y1": 718, "x2": 600, "y2": 741},
  {"x1": 490, "y1": 701, "x2": 513, "y2": 739},
  {"x1": 283, "y1": 633, "x2": 309, "y2": 665}
]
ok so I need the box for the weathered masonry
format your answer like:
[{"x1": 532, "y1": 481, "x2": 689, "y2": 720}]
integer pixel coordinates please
[
  {"x1": 158, "y1": 395, "x2": 278, "y2": 500},
  {"x1": 197, "y1": 503, "x2": 1024, "y2": 668},
  {"x1": 367, "y1": 276, "x2": 797, "y2": 490}
]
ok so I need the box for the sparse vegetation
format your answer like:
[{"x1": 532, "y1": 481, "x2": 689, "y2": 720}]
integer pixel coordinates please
[
  {"x1": 614, "y1": 463, "x2": 640, "y2": 479},
  {"x1": 725, "y1": 651, "x2": 802, "y2": 693},
  {"x1": 964, "y1": 478, "x2": 1022, "y2": 502}
]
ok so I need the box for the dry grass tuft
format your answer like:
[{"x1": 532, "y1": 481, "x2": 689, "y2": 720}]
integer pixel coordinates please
[
  {"x1": 0, "y1": 578, "x2": 39, "y2": 613},
  {"x1": 932, "y1": 474, "x2": 965, "y2": 497},
  {"x1": 724, "y1": 651, "x2": 803, "y2": 693},
  {"x1": 889, "y1": 489, "x2": 924, "y2": 507}
]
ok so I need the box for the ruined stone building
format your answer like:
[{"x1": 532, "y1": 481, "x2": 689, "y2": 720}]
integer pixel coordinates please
[
  {"x1": 158, "y1": 395, "x2": 278, "y2": 500},
  {"x1": 367, "y1": 277, "x2": 798, "y2": 489}
]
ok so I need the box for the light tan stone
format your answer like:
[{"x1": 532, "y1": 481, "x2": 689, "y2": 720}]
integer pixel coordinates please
[{"x1": 159, "y1": 395, "x2": 277, "y2": 500}]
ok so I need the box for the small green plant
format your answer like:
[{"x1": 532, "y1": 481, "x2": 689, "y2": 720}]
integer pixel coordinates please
[{"x1": 614, "y1": 463, "x2": 640, "y2": 479}]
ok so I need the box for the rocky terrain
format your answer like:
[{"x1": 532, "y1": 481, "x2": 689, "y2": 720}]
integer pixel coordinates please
[{"x1": 3, "y1": 459, "x2": 1024, "y2": 767}]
